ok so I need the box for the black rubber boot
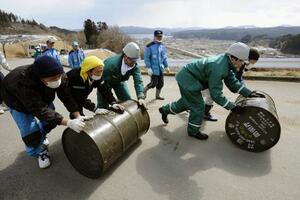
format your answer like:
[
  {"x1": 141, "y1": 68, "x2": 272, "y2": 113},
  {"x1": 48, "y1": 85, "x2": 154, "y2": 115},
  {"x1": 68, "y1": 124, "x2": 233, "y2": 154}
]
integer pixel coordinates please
[
  {"x1": 144, "y1": 86, "x2": 150, "y2": 99},
  {"x1": 159, "y1": 107, "x2": 169, "y2": 124},
  {"x1": 156, "y1": 89, "x2": 165, "y2": 100},
  {"x1": 188, "y1": 132, "x2": 209, "y2": 140},
  {"x1": 204, "y1": 105, "x2": 218, "y2": 122}
]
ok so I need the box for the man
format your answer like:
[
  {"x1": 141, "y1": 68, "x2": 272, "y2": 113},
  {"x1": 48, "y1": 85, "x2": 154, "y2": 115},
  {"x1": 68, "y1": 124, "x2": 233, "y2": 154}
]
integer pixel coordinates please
[
  {"x1": 0, "y1": 51, "x2": 12, "y2": 114},
  {"x1": 202, "y1": 48, "x2": 260, "y2": 121},
  {"x1": 143, "y1": 30, "x2": 169, "y2": 100},
  {"x1": 68, "y1": 41, "x2": 85, "y2": 69},
  {"x1": 1, "y1": 56, "x2": 87, "y2": 168},
  {"x1": 33, "y1": 46, "x2": 42, "y2": 60},
  {"x1": 158, "y1": 42, "x2": 263, "y2": 140},
  {"x1": 97, "y1": 42, "x2": 146, "y2": 108},
  {"x1": 67, "y1": 56, "x2": 124, "y2": 118},
  {"x1": 42, "y1": 38, "x2": 61, "y2": 64},
  {"x1": 235, "y1": 48, "x2": 260, "y2": 83}
]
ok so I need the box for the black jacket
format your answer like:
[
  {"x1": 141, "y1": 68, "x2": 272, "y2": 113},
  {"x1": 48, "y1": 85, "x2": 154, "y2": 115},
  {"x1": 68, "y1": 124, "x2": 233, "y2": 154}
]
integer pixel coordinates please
[
  {"x1": 66, "y1": 68, "x2": 116, "y2": 111},
  {"x1": 1, "y1": 65, "x2": 79, "y2": 126}
]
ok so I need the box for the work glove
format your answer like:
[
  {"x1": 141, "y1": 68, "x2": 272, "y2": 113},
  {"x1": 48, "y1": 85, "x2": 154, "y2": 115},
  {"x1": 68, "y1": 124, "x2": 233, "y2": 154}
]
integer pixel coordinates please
[
  {"x1": 138, "y1": 99, "x2": 147, "y2": 109},
  {"x1": 77, "y1": 115, "x2": 93, "y2": 121},
  {"x1": 248, "y1": 91, "x2": 265, "y2": 98},
  {"x1": 112, "y1": 103, "x2": 125, "y2": 111},
  {"x1": 67, "y1": 118, "x2": 86, "y2": 133},
  {"x1": 231, "y1": 105, "x2": 245, "y2": 114},
  {"x1": 147, "y1": 68, "x2": 153, "y2": 76},
  {"x1": 94, "y1": 108, "x2": 110, "y2": 115},
  {"x1": 165, "y1": 67, "x2": 170, "y2": 74}
]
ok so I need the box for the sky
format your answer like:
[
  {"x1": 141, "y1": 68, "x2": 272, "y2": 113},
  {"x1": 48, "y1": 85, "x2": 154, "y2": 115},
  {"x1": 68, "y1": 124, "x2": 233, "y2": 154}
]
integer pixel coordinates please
[{"x1": 1, "y1": 0, "x2": 300, "y2": 29}]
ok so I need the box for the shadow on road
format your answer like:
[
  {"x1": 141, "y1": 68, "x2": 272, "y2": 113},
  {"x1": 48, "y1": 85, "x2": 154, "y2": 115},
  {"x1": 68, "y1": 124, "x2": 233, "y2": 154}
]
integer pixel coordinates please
[
  {"x1": 136, "y1": 124, "x2": 271, "y2": 200},
  {"x1": 0, "y1": 137, "x2": 142, "y2": 200}
]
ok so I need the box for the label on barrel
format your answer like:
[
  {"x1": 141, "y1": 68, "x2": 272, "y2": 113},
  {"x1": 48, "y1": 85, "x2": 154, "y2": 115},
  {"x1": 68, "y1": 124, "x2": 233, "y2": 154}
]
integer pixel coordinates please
[{"x1": 226, "y1": 109, "x2": 280, "y2": 152}]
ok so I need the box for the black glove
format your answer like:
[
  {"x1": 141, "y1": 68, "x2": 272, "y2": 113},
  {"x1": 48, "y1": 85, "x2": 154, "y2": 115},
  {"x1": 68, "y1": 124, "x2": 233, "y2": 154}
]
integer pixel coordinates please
[
  {"x1": 248, "y1": 91, "x2": 265, "y2": 98},
  {"x1": 231, "y1": 105, "x2": 245, "y2": 114},
  {"x1": 108, "y1": 106, "x2": 124, "y2": 114}
]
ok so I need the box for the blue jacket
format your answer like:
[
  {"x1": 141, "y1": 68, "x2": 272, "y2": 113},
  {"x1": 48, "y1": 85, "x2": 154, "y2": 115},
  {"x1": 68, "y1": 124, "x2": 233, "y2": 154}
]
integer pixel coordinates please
[
  {"x1": 41, "y1": 48, "x2": 61, "y2": 64},
  {"x1": 144, "y1": 41, "x2": 168, "y2": 75},
  {"x1": 68, "y1": 49, "x2": 85, "y2": 69}
]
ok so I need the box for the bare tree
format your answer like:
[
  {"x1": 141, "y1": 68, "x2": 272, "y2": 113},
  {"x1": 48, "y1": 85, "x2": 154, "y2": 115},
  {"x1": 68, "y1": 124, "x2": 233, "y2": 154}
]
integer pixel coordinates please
[{"x1": 97, "y1": 26, "x2": 133, "y2": 53}]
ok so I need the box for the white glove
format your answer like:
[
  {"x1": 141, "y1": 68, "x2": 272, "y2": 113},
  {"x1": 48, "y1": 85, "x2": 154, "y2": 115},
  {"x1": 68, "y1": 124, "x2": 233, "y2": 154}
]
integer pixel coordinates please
[
  {"x1": 67, "y1": 119, "x2": 86, "y2": 133},
  {"x1": 112, "y1": 104, "x2": 125, "y2": 111},
  {"x1": 138, "y1": 99, "x2": 147, "y2": 109},
  {"x1": 77, "y1": 115, "x2": 93, "y2": 121},
  {"x1": 147, "y1": 68, "x2": 153, "y2": 76},
  {"x1": 94, "y1": 108, "x2": 110, "y2": 115}
]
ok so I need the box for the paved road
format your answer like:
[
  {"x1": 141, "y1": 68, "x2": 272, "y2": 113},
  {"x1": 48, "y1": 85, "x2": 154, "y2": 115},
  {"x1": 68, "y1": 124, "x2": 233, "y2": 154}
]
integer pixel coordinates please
[
  {"x1": 1, "y1": 61, "x2": 300, "y2": 200},
  {"x1": 138, "y1": 58, "x2": 300, "y2": 69}
]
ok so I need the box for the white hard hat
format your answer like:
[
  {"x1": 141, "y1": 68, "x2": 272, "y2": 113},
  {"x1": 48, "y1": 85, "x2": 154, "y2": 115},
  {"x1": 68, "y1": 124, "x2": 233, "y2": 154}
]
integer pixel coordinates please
[
  {"x1": 123, "y1": 42, "x2": 140, "y2": 60},
  {"x1": 226, "y1": 42, "x2": 250, "y2": 61},
  {"x1": 72, "y1": 41, "x2": 79, "y2": 46}
]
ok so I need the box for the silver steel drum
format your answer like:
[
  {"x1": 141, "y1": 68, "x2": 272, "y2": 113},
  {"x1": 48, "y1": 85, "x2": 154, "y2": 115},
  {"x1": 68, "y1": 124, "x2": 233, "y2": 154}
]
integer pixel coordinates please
[
  {"x1": 62, "y1": 100, "x2": 150, "y2": 178},
  {"x1": 225, "y1": 91, "x2": 281, "y2": 152}
]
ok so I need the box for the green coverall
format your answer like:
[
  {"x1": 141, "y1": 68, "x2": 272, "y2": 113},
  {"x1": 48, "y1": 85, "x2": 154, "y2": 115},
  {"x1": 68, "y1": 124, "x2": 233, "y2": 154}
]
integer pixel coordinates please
[
  {"x1": 160, "y1": 53, "x2": 252, "y2": 135},
  {"x1": 97, "y1": 53, "x2": 145, "y2": 108}
]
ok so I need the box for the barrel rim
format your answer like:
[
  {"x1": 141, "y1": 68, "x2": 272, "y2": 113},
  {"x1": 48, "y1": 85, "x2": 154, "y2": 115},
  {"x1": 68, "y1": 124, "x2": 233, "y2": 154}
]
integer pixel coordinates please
[
  {"x1": 225, "y1": 105, "x2": 281, "y2": 152},
  {"x1": 62, "y1": 128, "x2": 104, "y2": 178}
]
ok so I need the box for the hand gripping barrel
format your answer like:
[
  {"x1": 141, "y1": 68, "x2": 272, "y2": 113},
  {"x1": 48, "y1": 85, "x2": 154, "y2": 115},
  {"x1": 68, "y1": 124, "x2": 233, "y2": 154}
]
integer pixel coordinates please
[
  {"x1": 62, "y1": 100, "x2": 150, "y2": 178},
  {"x1": 225, "y1": 91, "x2": 281, "y2": 152}
]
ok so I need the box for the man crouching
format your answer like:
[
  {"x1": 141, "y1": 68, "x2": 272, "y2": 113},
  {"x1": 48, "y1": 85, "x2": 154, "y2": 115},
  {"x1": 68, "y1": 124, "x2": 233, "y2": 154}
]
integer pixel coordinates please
[{"x1": 1, "y1": 56, "x2": 87, "y2": 169}]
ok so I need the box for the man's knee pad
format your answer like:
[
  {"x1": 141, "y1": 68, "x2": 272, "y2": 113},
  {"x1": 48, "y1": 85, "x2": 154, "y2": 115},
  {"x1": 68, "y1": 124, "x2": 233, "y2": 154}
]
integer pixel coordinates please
[{"x1": 22, "y1": 131, "x2": 42, "y2": 148}]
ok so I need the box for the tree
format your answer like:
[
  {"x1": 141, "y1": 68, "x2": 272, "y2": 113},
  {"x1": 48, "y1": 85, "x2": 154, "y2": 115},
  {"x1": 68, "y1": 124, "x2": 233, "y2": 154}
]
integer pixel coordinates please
[
  {"x1": 97, "y1": 26, "x2": 133, "y2": 53},
  {"x1": 240, "y1": 34, "x2": 252, "y2": 44},
  {"x1": 84, "y1": 19, "x2": 98, "y2": 48},
  {"x1": 280, "y1": 34, "x2": 300, "y2": 55}
]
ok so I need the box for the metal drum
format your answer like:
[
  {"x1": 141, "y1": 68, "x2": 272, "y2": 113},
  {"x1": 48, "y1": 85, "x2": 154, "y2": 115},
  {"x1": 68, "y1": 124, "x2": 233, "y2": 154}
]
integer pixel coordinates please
[
  {"x1": 225, "y1": 91, "x2": 281, "y2": 152},
  {"x1": 62, "y1": 100, "x2": 150, "y2": 178}
]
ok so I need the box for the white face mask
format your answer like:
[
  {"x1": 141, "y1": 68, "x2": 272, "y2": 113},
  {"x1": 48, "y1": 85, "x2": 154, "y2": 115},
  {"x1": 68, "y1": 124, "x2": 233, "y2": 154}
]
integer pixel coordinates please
[
  {"x1": 46, "y1": 78, "x2": 61, "y2": 89},
  {"x1": 91, "y1": 75, "x2": 102, "y2": 80}
]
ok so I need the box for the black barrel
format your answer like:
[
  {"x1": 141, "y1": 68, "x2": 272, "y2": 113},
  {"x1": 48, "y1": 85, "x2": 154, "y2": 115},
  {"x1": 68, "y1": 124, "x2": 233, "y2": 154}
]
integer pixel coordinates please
[
  {"x1": 62, "y1": 100, "x2": 150, "y2": 178},
  {"x1": 225, "y1": 91, "x2": 281, "y2": 152}
]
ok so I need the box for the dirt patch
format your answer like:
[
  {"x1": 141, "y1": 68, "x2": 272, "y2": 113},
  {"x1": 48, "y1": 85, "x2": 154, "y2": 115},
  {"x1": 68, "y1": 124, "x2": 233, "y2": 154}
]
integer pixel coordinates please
[{"x1": 85, "y1": 49, "x2": 115, "y2": 60}]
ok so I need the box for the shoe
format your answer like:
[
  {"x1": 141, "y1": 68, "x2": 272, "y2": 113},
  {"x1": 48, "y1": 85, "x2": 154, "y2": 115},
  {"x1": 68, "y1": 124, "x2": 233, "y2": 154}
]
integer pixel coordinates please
[
  {"x1": 156, "y1": 96, "x2": 165, "y2": 100},
  {"x1": 204, "y1": 114, "x2": 218, "y2": 121},
  {"x1": 38, "y1": 148, "x2": 51, "y2": 169},
  {"x1": 0, "y1": 109, "x2": 4, "y2": 115},
  {"x1": 188, "y1": 132, "x2": 209, "y2": 140},
  {"x1": 204, "y1": 105, "x2": 217, "y2": 121},
  {"x1": 159, "y1": 107, "x2": 169, "y2": 124},
  {"x1": 43, "y1": 137, "x2": 49, "y2": 147},
  {"x1": 0, "y1": 103, "x2": 9, "y2": 111}
]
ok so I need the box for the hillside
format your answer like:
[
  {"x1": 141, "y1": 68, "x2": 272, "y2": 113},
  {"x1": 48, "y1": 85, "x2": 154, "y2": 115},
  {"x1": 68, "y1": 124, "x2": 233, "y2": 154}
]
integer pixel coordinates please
[
  {"x1": 172, "y1": 26, "x2": 300, "y2": 40},
  {"x1": 0, "y1": 9, "x2": 75, "y2": 36}
]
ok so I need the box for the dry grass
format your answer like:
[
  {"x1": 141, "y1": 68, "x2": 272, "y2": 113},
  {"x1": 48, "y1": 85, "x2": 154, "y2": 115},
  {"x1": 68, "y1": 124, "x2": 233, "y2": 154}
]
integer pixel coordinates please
[
  {"x1": 85, "y1": 49, "x2": 114, "y2": 60},
  {"x1": 245, "y1": 69, "x2": 300, "y2": 77},
  {"x1": 2, "y1": 40, "x2": 71, "y2": 58}
]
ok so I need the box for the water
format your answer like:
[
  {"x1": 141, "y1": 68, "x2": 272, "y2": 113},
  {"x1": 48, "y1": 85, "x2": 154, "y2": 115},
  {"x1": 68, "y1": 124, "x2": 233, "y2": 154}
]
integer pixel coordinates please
[
  {"x1": 138, "y1": 58, "x2": 300, "y2": 69},
  {"x1": 129, "y1": 34, "x2": 154, "y2": 39}
]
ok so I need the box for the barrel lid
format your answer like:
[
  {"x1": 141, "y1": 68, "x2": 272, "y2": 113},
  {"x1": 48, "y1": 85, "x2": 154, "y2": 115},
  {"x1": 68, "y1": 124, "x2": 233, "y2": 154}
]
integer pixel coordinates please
[
  {"x1": 62, "y1": 128, "x2": 104, "y2": 178},
  {"x1": 225, "y1": 106, "x2": 281, "y2": 152}
]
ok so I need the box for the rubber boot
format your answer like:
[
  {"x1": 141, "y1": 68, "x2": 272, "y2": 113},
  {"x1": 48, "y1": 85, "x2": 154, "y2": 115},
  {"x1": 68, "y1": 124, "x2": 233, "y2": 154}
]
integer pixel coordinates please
[
  {"x1": 156, "y1": 89, "x2": 164, "y2": 100},
  {"x1": 144, "y1": 86, "x2": 150, "y2": 99}
]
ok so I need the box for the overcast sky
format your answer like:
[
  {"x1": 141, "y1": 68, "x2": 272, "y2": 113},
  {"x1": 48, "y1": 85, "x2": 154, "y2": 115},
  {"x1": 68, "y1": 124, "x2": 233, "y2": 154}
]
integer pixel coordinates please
[{"x1": 1, "y1": 0, "x2": 300, "y2": 29}]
